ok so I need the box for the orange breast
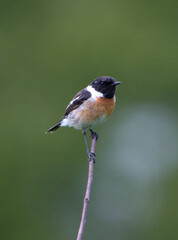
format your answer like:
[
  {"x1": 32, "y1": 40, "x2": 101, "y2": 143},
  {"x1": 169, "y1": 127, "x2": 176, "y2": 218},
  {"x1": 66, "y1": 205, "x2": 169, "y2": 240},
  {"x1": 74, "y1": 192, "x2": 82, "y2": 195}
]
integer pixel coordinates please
[{"x1": 77, "y1": 97, "x2": 115, "y2": 123}]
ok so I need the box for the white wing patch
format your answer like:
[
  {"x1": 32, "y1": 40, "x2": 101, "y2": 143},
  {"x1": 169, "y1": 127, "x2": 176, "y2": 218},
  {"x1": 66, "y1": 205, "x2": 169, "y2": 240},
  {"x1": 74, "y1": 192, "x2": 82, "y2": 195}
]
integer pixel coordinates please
[{"x1": 68, "y1": 95, "x2": 80, "y2": 106}]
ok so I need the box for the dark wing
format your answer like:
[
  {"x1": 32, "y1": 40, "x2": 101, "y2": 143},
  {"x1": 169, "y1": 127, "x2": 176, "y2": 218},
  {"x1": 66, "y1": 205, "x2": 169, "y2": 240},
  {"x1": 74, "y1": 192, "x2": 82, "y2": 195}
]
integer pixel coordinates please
[{"x1": 64, "y1": 88, "x2": 91, "y2": 117}]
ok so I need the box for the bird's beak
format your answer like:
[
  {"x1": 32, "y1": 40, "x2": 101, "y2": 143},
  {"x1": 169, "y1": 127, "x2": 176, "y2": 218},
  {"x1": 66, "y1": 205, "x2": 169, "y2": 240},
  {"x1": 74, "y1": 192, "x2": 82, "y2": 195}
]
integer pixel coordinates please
[{"x1": 112, "y1": 81, "x2": 122, "y2": 86}]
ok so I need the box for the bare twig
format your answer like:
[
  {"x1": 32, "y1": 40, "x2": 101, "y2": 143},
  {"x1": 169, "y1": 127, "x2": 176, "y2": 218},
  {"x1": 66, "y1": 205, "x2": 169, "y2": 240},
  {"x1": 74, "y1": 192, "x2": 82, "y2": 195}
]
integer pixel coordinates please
[{"x1": 76, "y1": 131, "x2": 98, "y2": 240}]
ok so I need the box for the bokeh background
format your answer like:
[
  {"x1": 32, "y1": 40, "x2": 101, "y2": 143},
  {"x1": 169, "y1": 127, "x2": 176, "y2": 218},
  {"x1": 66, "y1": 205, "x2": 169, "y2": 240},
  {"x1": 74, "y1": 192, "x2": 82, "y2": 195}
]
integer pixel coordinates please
[{"x1": 1, "y1": 0, "x2": 178, "y2": 239}]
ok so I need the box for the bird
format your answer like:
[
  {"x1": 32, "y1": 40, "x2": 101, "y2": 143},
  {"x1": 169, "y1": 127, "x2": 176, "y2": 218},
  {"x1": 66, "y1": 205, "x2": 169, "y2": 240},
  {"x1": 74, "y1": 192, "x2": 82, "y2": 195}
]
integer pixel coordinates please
[{"x1": 46, "y1": 76, "x2": 121, "y2": 158}]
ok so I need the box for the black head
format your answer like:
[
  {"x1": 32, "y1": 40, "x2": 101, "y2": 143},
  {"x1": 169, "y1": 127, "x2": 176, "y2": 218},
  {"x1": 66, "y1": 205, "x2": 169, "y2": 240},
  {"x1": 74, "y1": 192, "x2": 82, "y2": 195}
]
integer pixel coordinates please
[{"x1": 90, "y1": 76, "x2": 121, "y2": 99}]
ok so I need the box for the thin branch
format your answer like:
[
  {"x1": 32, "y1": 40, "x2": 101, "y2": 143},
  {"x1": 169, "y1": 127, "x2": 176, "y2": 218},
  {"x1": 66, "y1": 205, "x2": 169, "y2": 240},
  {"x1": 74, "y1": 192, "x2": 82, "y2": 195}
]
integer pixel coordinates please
[{"x1": 76, "y1": 131, "x2": 98, "y2": 240}]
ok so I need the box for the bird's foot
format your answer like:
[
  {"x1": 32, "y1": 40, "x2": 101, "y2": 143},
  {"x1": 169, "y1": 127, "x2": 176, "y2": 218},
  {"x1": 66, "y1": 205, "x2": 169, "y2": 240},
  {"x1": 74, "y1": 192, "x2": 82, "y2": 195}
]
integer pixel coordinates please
[
  {"x1": 88, "y1": 152, "x2": 96, "y2": 163},
  {"x1": 89, "y1": 129, "x2": 99, "y2": 141}
]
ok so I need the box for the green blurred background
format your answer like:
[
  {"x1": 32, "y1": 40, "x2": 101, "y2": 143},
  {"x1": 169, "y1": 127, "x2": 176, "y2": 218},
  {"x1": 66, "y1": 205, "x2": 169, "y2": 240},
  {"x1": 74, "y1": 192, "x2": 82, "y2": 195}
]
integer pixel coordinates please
[{"x1": 1, "y1": 0, "x2": 178, "y2": 239}]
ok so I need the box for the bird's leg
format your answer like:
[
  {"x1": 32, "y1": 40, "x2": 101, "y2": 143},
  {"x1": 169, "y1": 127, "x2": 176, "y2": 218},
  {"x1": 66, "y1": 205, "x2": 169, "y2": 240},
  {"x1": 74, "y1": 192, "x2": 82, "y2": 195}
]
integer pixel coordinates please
[
  {"x1": 89, "y1": 129, "x2": 99, "y2": 163},
  {"x1": 82, "y1": 129, "x2": 90, "y2": 156},
  {"x1": 82, "y1": 129, "x2": 96, "y2": 162}
]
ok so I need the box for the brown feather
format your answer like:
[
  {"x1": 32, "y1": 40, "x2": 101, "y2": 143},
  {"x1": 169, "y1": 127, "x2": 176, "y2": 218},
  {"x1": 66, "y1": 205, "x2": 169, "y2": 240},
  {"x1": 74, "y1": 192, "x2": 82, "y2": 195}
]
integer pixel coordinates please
[{"x1": 64, "y1": 89, "x2": 91, "y2": 116}]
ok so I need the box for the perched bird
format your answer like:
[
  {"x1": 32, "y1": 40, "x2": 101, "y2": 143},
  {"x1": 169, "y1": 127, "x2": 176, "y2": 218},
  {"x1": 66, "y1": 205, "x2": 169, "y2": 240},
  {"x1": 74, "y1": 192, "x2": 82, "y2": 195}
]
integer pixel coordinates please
[{"x1": 47, "y1": 76, "x2": 121, "y2": 158}]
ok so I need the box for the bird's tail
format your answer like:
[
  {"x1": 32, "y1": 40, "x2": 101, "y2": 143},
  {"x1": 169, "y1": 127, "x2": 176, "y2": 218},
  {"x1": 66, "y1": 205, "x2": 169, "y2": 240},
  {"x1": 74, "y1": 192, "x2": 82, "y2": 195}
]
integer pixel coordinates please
[{"x1": 46, "y1": 120, "x2": 62, "y2": 133}]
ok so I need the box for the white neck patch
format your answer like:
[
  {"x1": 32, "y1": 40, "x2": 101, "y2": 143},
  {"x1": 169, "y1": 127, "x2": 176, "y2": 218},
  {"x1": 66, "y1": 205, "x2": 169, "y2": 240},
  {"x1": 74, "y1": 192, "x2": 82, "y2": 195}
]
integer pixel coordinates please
[{"x1": 87, "y1": 85, "x2": 103, "y2": 99}]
